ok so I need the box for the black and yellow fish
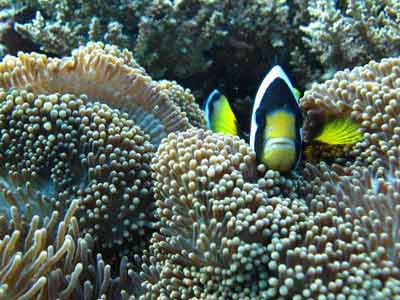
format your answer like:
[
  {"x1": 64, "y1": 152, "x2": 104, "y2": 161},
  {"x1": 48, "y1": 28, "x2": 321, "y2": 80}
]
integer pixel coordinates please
[
  {"x1": 249, "y1": 65, "x2": 303, "y2": 172},
  {"x1": 204, "y1": 66, "x2": 363, "y2": 173}
]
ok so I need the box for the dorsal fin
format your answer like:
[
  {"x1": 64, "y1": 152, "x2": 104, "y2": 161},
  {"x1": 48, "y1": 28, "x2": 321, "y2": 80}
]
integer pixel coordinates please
[{"x1": 204, "y1": 89, "x2": 238, "y2": 136}]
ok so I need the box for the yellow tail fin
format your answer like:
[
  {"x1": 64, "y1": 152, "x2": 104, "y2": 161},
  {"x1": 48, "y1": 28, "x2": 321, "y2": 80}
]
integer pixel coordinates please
[{"x1": 313, "y1": 117, "x2": 363, "y2": 145}]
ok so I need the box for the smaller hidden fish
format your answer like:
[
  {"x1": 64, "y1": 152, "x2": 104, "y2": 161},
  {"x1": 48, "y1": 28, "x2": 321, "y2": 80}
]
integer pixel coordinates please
[{"x1": 203, "y1": 66, "x2": 363, "y2": 173}]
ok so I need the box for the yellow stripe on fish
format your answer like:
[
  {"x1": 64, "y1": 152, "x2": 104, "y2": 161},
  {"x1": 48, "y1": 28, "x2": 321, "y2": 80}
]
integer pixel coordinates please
[{"x1": 265, "y1": 110, "x2": 296, "y2": 139}]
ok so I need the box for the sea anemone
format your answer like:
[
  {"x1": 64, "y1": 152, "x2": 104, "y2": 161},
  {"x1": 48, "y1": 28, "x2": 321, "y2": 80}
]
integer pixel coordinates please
[
  {"x1": 0, "y1": 42, "x2": 205, "y2": 263},
  {"x1": 133, "y1": 57, "x2": 400, "y2": 299},
  {"x1": 0, "y1": 89, "x2": 154, "y2": 260},
  {"x1": 0, "y1": 200, "x2": 142, "y2": 299},
  {"x1": 0, "y1": 42, "x2": 194, "y2": 146}
]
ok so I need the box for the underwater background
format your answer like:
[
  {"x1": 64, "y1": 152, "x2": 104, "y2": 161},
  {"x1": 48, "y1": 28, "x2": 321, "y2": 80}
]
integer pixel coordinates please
[{"x1": 0, "y1": 0, "x2": 399, "y2": 299}]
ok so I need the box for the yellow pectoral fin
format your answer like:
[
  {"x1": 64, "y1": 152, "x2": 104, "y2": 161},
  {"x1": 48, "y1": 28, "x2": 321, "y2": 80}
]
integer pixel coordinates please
[
  {"x1": 314, "y1": 117, "x2": 363, "y2": 145},
  {"x1": 211, "y1": 95, "x2": 238, "y2": 135}
]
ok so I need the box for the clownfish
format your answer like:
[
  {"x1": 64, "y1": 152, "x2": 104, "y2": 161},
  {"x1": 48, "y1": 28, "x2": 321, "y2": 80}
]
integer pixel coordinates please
[
  {"x1": 249, "y1": 65, "x2": 303, "y2": 172},
  {"x1": 203, "y1": 66, "x2": 363, "y2": 173}
]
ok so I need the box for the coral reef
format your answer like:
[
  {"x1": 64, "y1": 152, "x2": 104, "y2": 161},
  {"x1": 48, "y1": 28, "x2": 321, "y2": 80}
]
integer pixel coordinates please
[
  {"x1": 301, "y1": 0, "x2": 400, "y2": 72},
  {"x1": 133, "y1": 0, "x2": 400, "y2": 101},
  {"x1": 13, "y1": 0, "x2": 146, "y2": 56},
  {"x1": 0, "y1": 0, "x2": 297, "y2": 99},
  {"x1": 0, "y1": 3, "x2": 399, "y2": 295},
  {"x1": 0, "y1": 0, "x2": 40, "y2": 58},
  {"x1": 0, "y1": 0, "x2": 398, "y2": 102},
  {"x1": 134, "y1": 0, "x2": 292, "y2": 99}
]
